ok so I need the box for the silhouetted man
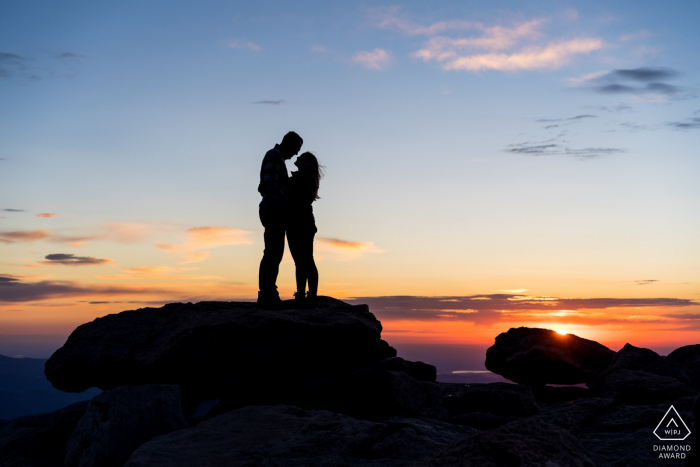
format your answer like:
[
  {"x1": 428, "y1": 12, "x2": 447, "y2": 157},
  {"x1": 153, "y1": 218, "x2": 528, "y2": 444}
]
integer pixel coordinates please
[{"x1": 257, "y1": 131, "x2": 303, "y2": 309}]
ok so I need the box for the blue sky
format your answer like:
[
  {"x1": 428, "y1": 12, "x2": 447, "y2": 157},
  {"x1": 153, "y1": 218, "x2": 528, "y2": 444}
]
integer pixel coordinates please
[{"x1": 1, "y1": 0, "x2": 699, "y2": 346}]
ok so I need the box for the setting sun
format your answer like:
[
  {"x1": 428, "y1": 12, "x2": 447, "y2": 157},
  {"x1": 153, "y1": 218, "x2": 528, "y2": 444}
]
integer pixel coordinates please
[{"x1": 556, "y1": 330, "x2": 568, "y2": 335}]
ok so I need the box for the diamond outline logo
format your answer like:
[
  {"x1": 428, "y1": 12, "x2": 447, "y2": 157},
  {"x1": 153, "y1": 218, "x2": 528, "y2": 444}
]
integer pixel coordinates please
[{"x1": 654, "y1": 405, "x2": 691, "y2": 441}]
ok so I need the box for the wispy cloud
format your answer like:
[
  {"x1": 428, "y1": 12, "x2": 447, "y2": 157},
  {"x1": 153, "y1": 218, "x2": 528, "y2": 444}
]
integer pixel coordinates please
[
  {"x1": 371, "y1": 9, "x2": 602, "y2": 72},
  {"x1": 572, "y1": 67, "x2": 688, "y2": 99},
  {"x1": 0, "y1": 229, "x2": 51, "y2": 243},
  {"x1": 0, "y1": 274, "x2": 171, "y2": 303},
  {"x1": 251, "y1": 100, "x2": 284, "y2": 105},
  {"x1": 38, "y1": 253, "x2": 112, "y2": 267},
  {"x1": 36, "y1": 213, "x2": 59, "y2": 218},
  {"x1": 344, "y1": 295, "x2": 699, "y2": 327},
  {"x1": 1, "y1": 50, "x2": 82, "y2": 81},
  {"x1": 156, "y1": 226, "x2": 253, "y2": 263},
  {"x1": 419, "y1": 38, "x2": 603, "y2": 72},
  {"x1": 0, "y1": 222, "x2": 175, "y2": 246},
  {"x1": 505, "y1": 141, "x2": 624, "y2": 160},
  {"x1": 635, "y1": 279, "x2": 658, "y2": 285},
  {"x1": 316, "y1": 237, "x2": 384, "y2": 260},
  {"x1": 100, "y1": 265, "x2": 224, "y2": 281},
  {"x1": 227, "y1": 39, "x2": 261, "y2": 52},
  {"x1": 667, "y1": 111, "x2": 700, "y2": 129},
  {"x1": 352, "y1": 48, "x2": 392, "y2": 70},
  {"x1": 3, "y1": 209, "x2": 24, "y2": 212}
]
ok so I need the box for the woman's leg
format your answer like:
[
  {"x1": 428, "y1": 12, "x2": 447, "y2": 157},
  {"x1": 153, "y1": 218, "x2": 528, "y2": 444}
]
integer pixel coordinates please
[
  {"x1": 307, "y1": 231, "x2": 318, "y2": 296},
  {"x1": 287, "y1": 229, "x2": 308, "y2": 296}
]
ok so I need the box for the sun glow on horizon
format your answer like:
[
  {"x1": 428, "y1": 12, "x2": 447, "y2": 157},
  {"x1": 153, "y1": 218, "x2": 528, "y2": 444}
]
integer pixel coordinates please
[{"x1": 556, "y1": 329, "x2": 568, "y2": 335}]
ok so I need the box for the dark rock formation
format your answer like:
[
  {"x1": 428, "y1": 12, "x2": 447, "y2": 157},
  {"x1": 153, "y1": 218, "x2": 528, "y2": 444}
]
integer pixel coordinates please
[
  {"x1": 485, "y1": 327, "x2": 615, "y2": 386},
  {"x1": 374, "y1": 357, "x2": 437, "y2": 382},
  {"x1": 45, "y1": 297, "x2": 396, "y2": 407},
  {"x1": 440, "y1": 382, "x2": 540, "y2": 417},
  {"x1": 282, "y1": 368, "x2": 446, "y2": 421},
  {"x1": 65, "y1": 384, "x2": 188, "y2": 467},
  {"x1": 579, "y1": 429, "x2": 686, "y2": 467},
  {"x1": 599, "y1": 369, "x2": 697, "y2": 405},
  {"x1": 668, "y1": 344, "x2": 700, "y2": 389},
  {"x1": 0, "y1": 401, "x2": 88, "y2": 467},
  {"x1": 124, "y1": 405, "x2": 475, "y2": 467},
  {"x1": 538, "y1": 397, "x2": 616, "y2": 434},
  {"x1": 580, "y1": 403, "x2": 678, "y2": 434},
  {"x1": 414, "y1": 418, "x2": 596, "y2": 467},
  {"x1": 594, "y1": 343, "x2": 691, "y2": 388},
  {"x1": 686, "y1": 394, "x2": 700, "y2": 467}
]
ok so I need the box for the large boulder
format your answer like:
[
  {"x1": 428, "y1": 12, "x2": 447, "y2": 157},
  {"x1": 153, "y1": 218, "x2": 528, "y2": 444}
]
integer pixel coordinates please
[
  {"x1": 45, "y1": 298, "x2": 396, "y2": 406},
  {"x1": 65, "y1": 384, "x2": 188, "y2": 467},
  {"x1": 414, "y1": 418, "x2": 596, "y2": 467},
  {"x1": 485, "y1": 327, "x2": 615, "y2": 386},
  {"x1": 124, "y1": 405, "x2": 475, "y2": 467},
  {"x1": 591, "y1": 344, "x2": 695, "y2": 404},
  {"x1": 0, "y1": 401, "x2": 88, "y2": 467},
  {"x1": 594, "y1": 343, "x2": 691, "y2": 388},
  {"x1": 667, "y1": 344, "x2": 700, "y2": 389}
]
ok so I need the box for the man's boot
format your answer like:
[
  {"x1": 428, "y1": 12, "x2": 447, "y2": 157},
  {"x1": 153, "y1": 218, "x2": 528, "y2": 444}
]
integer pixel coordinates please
[{"x1": 257, "y1": 291, "x2": 282, "y2": 310}]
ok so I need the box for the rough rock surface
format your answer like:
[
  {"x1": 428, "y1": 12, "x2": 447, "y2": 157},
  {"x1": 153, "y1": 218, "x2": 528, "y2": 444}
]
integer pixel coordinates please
[
  {"x1": 578, "y1": 429, "x2": 687, "y2": 467},
  {"x1": 594, "y1": 344, "x2": 691, "y2": 389},
  {"x1": 440, "y1": 382, "x2": 540, "y2": 417},
  {"x1": 599, "y1": 369, "x2": 697, "y2": 405},
  {"x1": 414, "y1": 418, "x2": 596, "y2": 467},
  {"x1": 45, "y1": 297, "x2": 396, "y2": 405},
  {"x1": 283, "y1": 368, "x2": 446, "y2": 421},
  {"x1": 0, "y1": 401, "x2": 88, "y2": 467},
  {"x1": 538, "y1": 397, "x2": 616, "y2": 434},
  {"x1": 65, "y1": 384, "x2": 188, "y2": 467},
  {"x1": 124, "y1": 404, "x2": 475, "y2": 467},
  {"x1": 485, "y1": 327, "x2": 615, "y2": 386},
  {"x1": 667, "y1": 344, "x2": 700, "y2": 389},
  {"x1": 374, "y1": 357, "x2": 437, "y2": 382}
]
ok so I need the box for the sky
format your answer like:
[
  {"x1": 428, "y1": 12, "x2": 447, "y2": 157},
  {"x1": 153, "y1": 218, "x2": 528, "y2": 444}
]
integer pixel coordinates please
[{"x1": 1, "y1": 0, "x2": 699, "y2": 352}]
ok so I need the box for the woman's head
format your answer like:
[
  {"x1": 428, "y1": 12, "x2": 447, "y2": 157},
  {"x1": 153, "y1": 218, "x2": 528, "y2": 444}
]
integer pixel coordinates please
[{"x1": 294, "y1": 152, "x2": 325, "y2": 200}]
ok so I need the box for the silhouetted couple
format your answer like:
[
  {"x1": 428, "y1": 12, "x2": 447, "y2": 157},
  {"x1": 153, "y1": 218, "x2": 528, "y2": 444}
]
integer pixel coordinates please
[{"x1": 257, "y1": 131, "x2": 323, "y2": 310}]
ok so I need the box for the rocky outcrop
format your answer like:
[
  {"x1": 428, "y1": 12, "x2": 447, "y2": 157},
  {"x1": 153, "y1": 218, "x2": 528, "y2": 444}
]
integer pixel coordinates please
[
  {"x1": 65, "y1": 385, "x2": 188, "y2": 467},
  {"x1": 599, "y1": 369, "x2": 697, "y2": 404},
  {"x1": 284, "y1": 368, "x2": 445, "y2": 421},
  {"x1": 485, "y1": 327, "x2": 615, "y2": 386},
  {"x1": 592, "y1": 344, "x2": 696, "y2": 404},
  {"x1": 667, "y1": 344, "x2": 700, "y2": 389},
  {"x1": 595, "y1": 343, "x2": 690, "y2": 386},
  {"x1": 414, "y1": 418, "x2": 596, "y2": 467},
  {"x1": 45, "y1": 297, "x2": 397, "y2": 407},
  {"x1": 0, "y1": 401, "x2": 88, "y2": 467},
  {"x1": 124, "y1": 405, "x2": 475, "y2": 467},
  {"x1": 11, "y1": 304, "x2": 696, "y2": 467}
]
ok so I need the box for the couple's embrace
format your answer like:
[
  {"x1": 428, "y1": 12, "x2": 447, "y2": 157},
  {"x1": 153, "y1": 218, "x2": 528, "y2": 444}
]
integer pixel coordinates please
[{"x1": 257, "y1": 131, "x2": 323, "y2": 310}]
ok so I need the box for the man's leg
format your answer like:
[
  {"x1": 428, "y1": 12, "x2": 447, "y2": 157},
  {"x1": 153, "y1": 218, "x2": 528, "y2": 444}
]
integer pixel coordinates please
[{"x1": 258, "y1": 207, "x2": 286, "y2": 304}]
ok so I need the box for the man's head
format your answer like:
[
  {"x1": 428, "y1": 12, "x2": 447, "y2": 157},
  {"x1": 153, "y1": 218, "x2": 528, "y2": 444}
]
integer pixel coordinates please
[{"x1": 280, "y1": 131, "x2": 303, "y2": 160}]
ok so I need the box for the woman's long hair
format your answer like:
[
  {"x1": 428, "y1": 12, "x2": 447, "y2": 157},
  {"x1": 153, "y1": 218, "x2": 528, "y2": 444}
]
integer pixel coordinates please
[{"x1": 299, "y1": 152, "x2": 325, "y2": 200}]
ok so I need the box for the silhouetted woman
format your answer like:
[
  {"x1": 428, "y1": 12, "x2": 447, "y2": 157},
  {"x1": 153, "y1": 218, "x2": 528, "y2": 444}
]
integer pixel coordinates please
[{"x1": 286, "y1": 152, "x2": 323, "y2": 308}]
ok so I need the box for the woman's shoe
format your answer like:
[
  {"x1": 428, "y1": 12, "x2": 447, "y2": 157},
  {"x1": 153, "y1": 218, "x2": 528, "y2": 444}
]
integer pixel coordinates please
[{"x1": 305, "y1": 293, "x2": 318, "y2": 309}]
